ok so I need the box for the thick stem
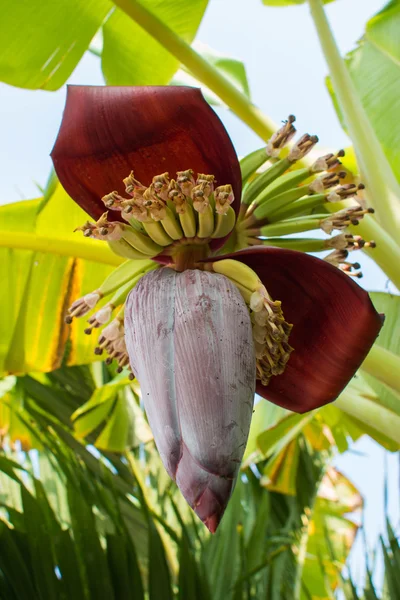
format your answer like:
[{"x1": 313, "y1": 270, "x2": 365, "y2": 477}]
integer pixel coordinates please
[
  {"x1": 113, "y1": 0, "x2": 276, "y2": 141},
  {"x1": 360, "y1": 345, "x2": 400, "y2": 400},
  {"x1": 0, "y1": 230, "x2": 122, "y2": 266},
  {"x1": 308, "y1": 0, "x2": 400, "y2": 240}
]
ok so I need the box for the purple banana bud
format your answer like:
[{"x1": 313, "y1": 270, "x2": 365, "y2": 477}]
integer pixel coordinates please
[{"x1": 125, "y1": 268, "x2": 255, "y2": 532}]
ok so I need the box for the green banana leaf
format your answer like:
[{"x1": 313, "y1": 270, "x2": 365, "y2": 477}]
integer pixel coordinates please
[{"x1": 0, "y1": 0, "x2": 209, "y2": 91}]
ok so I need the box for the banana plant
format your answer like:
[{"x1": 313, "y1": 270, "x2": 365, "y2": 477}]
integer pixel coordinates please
[{"x1": 0, "y1": 0, "x2": 399, "y2": 594}]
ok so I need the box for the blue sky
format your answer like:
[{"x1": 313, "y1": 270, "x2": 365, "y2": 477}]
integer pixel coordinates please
[{"x1": 1, "y1": 0, "x2": 398, "y2": 590}]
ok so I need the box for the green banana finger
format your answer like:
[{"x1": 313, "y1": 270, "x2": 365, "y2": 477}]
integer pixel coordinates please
[
  {"x1": 197, "y1": 205, "x2": 214, "y2": 238},
  {"x1": 161, "y1": 206, "x2": 184, "y2": 240},
  {"x1": 211, "y1": 206, "x2": 236, "y2": 239},
  {"x1": 108, "y1": 239, "x2": 155, "y2": 260},
  {"x1": 121, "y1": 228, "x2": 163, "y2": 256},
  {"x1": 143, "y1": 221, "x2": 174, "y2": 246},
  {"x1": 179, "y1": 203, "x2": 197, "y2": 238},
  {"x1": 99, "y1": 253, "x2": 155, "y2": 295}
]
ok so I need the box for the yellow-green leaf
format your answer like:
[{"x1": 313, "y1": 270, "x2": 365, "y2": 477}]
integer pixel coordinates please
[{"x1": 0, "y1": 186, "x2": 122, "y2": 375}]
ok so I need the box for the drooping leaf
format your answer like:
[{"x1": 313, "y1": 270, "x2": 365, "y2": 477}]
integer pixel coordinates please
[
  {"x1": 106, "y1": 534, "x2": 145, "y2": 600},
  {"x1": 94, "y1": 392, "x2": 131, "y2": 452},
  {"x1": 54, "y1": 530, "x2": 88, "y2": 600},
  {"x1": 0, "y1": 523, "x2": 39, "y2": 600},
  {"x1": 67, "y1": 479, "x2": 115, "y2": 599},
  {"x1": 244, "y1": 400, "x2": 287, "y2": 462},
  {"x1": 21, "y1": 485, "x2": 60, "y2": 599},
  {"x1": 178, "y1": 532, "x2": 211, "y2": 600},
  {"x1": 202, "y1": 481, "x2": 243, "y2": 600},
  {"x1": 147, "y1": 518, "x2": 174, "y2": 600},
  {"x1": 301, "y1": 467, "x2": 362, "y2": 597},
  {"x1": 0, "y1": 0, "x2": 111, "y2": 90}
]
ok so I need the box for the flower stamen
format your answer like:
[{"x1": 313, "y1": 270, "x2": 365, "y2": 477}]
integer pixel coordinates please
[
  {"x1": 311, "y1": 149, "x2": 345, "y2": 173},
  {"x1": 75, "y1": 212, "x2": 124, "y2": 241},
  {"x1": 266, "y1": 115, "x2": 296, "y2": 157},
  {"x1": 176, "y1": 169, "x2": 196, "y2": 196},
  {"x1": 65, "y1": 291, "x2": 102, "y2": 323},
  {"x1": 324, "y1": 249, "x2": 363, "y2": 278},
  {"x1": 320, "y1": 206, "x2": 375, "y2": 234},
  {"x1": 326, "y1": 183, "x2": 362, "y2": 203},
  {"x1": 215, "y1": 185, "x2": 234, "y2": 215},
  {"x1": 309, "y1": 171, "x2": 346, "y2": 194},
  {"x1": 288, "y1": 133, "x2": 319, "y2": 162}
]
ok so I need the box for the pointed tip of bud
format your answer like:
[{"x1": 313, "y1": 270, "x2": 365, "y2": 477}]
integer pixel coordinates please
[
  {"x1": 204, "y1": 513, "x2": 220, "y2": 534},
  {"x1": 193, "y1": 487, "x2": 224, "y2": 533}
]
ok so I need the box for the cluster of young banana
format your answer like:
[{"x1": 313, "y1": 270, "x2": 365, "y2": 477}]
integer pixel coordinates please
[
  {"x1": 236, "y1": 116, "x2": 376, "y2": 278},
  {"x1": 65, "y1": 259, "x2": 159, "y2": 374},
  {"x1": 205, "y1": 259, "x2": 293, "y2": 385},
  {"x1": 75, "y1": 169, "x2": 237, "y2": 260}
]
